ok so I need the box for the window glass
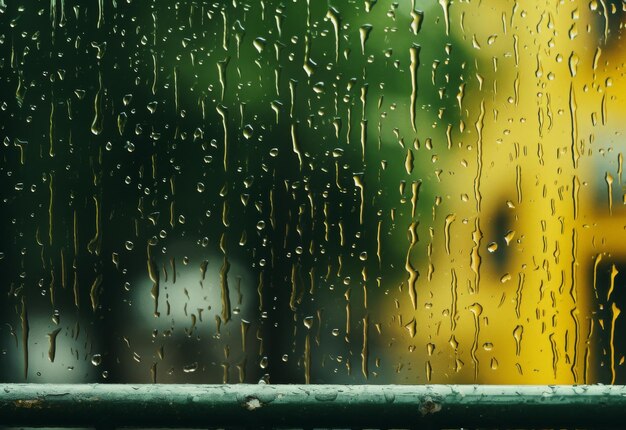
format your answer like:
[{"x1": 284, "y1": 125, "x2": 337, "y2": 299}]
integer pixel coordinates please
[{"x1": 0, "y1": 0, "x2": 625, "y2": 385}]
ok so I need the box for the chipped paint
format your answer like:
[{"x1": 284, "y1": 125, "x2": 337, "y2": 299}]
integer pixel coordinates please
[{"x1": 243, "y1": 396, "x2": 262, "y2": 410}]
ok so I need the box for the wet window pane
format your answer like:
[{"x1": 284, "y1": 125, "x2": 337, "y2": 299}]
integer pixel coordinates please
[{"x1": 0, "y1": 0, "x2": 625, "y2": 385}]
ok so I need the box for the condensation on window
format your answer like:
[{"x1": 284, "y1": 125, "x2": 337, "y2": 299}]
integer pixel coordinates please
[{"x1": 0, "y1": 0, "x2": 625, "y2": 385}]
